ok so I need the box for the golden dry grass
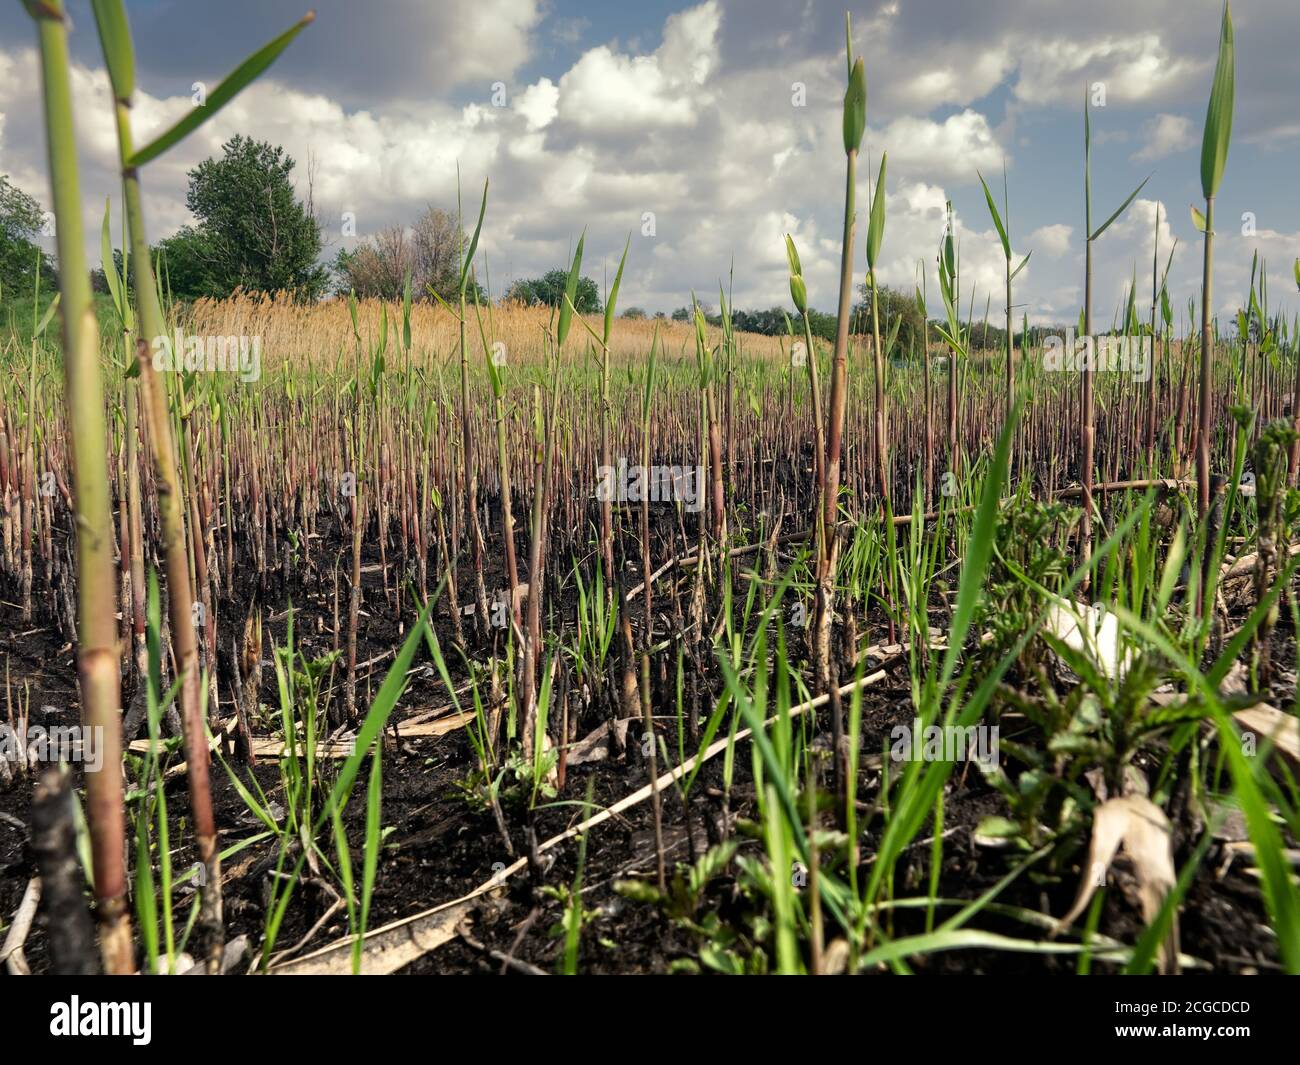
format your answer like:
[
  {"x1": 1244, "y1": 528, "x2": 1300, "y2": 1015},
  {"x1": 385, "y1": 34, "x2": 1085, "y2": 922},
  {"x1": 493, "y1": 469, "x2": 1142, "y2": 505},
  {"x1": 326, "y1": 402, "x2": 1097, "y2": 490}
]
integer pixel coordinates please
[{"x1": 184, "y1": 292, "x2": 790, "y2": 369}]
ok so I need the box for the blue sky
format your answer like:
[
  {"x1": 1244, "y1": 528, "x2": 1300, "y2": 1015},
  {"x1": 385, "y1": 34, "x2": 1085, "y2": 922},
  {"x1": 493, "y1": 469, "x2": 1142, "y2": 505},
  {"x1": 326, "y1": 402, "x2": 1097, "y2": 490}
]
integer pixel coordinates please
[{"x1": 1, "y1": 1, "x2": 1297, "y2": 326}]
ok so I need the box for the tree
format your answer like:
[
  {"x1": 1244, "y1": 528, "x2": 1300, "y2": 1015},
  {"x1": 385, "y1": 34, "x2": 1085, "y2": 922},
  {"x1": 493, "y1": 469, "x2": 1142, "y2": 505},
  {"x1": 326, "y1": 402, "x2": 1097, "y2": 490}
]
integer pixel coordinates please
[
  {"x1": 730, "y1": 307, "x2": 789, "y2": 335},
  {"x1": 185, "y1": 135, "x2": 326, "y2": 299},
  {"x1": 91, "y1": 228, "x2": 215, "y2": 303},
  {"x1": 155, "y1": 226, "x2": 221, "y2": 302},
  {"x1": 333, "y1": 207, "x2": 483, "y2": 303},
  {"x1": 0, "y1": 175, "x2": 55, "y2": 300},
  {"x1": 507, "y1": 269, "x2": 601, "y2": 313},
  {"x1": 855, "y1": 283, "x2": 925, "y2": 357},
  {"x1": 621, "y1": 306, "x2": 647, "y2": 320}
]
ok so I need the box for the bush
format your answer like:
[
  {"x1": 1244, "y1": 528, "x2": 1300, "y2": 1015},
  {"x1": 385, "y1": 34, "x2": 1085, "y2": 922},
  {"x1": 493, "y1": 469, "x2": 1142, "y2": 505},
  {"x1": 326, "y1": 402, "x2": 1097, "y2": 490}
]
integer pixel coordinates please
[{"x1": 507, "y1": 270, "x2": 601, "y2": 314}]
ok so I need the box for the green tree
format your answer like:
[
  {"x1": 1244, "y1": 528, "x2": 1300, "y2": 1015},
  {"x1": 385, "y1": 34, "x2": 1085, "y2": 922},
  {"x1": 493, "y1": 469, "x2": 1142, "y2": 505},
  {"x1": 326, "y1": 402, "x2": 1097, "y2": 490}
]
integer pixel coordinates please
[
  {"x1": 0, "y1": 175, "x2": 56, "y2": 300},
  {"x1": 155, "y1": 226, "x2": 220, "y2": 301},
  {"x1": 855, "y1": 283, "x2": 925, "y2": 357},
  {"x1": 185, "y1": 135, "x2": 326, "y2": 299},
  {"x1": 507, "y1": 269, "x2": 601, "y2": 313}
]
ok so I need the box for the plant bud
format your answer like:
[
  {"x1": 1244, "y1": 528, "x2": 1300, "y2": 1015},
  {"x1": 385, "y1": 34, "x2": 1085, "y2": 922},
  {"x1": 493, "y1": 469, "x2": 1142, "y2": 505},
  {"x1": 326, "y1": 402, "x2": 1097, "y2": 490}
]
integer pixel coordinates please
[{"x1": 842, "y1": 57, "x2": 866, "y2": 154}]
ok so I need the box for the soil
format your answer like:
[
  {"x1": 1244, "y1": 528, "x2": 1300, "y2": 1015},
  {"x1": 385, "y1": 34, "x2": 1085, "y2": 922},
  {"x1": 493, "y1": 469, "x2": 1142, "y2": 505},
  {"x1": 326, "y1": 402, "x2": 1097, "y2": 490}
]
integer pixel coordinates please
[{"x1": 0, "y1": 513, "x2": 1289, "y2": 976}]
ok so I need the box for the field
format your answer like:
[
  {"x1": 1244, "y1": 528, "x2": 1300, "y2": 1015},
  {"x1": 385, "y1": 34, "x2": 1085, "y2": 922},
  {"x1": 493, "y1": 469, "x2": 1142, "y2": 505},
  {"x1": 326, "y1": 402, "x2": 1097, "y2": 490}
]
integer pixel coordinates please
[{"x1": 1, "y1": 1, "x2": 1298, "y2": 980}]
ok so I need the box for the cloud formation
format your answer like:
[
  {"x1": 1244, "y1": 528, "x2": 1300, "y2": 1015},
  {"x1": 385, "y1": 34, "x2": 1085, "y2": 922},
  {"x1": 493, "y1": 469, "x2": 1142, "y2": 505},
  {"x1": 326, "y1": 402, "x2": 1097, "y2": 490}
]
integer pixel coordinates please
[{"x1": 0, "y1": 0, "x2": 1296, "y2": 325}]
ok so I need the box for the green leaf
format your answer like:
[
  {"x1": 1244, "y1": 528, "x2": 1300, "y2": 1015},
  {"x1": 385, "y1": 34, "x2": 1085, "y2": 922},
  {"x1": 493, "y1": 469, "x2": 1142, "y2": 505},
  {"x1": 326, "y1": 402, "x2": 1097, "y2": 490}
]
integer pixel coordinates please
[
  {"x1": 720, "y1": 658, "x2": 807, "y2": 862},
  {"x1": 937, "y1": 250, "x2": 954, "y2": 310},
  {"x1": 401, "y1": 269, "x2": 412, "y2": 352},
  {"x1": 33, "y1": 292, "x2": 61, "y2": 340},
  {"x1": 937, "y1": 400, "x2": 1015, "y2": 694},
  {"x1": 942, "y1": 205, "x2": 956, "y2": 279},
  {"x1": 842, "y1": 57, "x2": 866, "y2": 154},
  {"x1": 90, "y1": 0, "x2": 135, "y2": 102},
  {"x1": 974, "y1": 815, "x2": 1021, "y2": 839},
  {"x1": 125, "y1": 12, "x2": 315, "y2": 168},
  {"x1": 643, "y1": 326, "x2": 658, "y2": 422},
  {"x1": 783, "y1": 234, "x2": 803, "y2": 278},
  {"x1": 1090, "y1": 175, "x2": 1150, "y2": 240},
  {"x1": 1190, "y1": 204, "x2": 1208, "y2": 233},
  {"x1": 100, "y1": 198, "x2": 125, "y2": 322},
  {"x1": 317, "y1": 597, "x2": 433, "y2": 832},
  {"x1": 885, "y1": 312, "x2": 901, "y2": 357},
  {"x1": 613, "y1": 880, "x2": 664, "y2": 904},
  {"x1": 1010, "y1": 250, "x2": 1032, "y2": 282},
  {"x1": 603, "y1": 233, "x2": 630, "y2": 344},
  {"x1": 556, "y1": 229, "x2": 585, "y2": 349},
  {"x1": 977, "y1": 170, "x2": 1010, "y2": 260},
  {"x1": 357, "y1": 739, "x2": 383, "y2": 969},
  {"x1": 934, "y1": 322, "x2": 966, "y2": 358},
  {"x1": 866, "y1": 152, "x2": 887, "y2": 270},
  {"x1": 784, "y1": 234, "x2": 807, "y2": 313},
  {"x1": 460, "y1": 178, "x2": 488, "y2": 295},
  {"x1": 858, "y1": 928, "x2": 1122, "y2": 969},
  {"x1": 1083, "y1": 86, "x2": 1091, "y2": 153},
  {"x1": 1200, "y1": 2, "x2": 1235, "y2": 199}
]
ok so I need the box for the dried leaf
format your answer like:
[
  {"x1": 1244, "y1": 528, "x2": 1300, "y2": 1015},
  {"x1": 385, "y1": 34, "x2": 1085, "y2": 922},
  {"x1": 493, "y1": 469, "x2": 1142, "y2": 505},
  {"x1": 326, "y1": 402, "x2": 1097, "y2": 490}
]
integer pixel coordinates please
[
  {"x1": 566, "y1": 718, "x2": 633, "y2": 766},
  {"x1": 1057, "y1": 796, "x2": 1177, "y2": 972},
  {"x1": 1232, "y1": 704, "x2": 1300, "y2": 763}
]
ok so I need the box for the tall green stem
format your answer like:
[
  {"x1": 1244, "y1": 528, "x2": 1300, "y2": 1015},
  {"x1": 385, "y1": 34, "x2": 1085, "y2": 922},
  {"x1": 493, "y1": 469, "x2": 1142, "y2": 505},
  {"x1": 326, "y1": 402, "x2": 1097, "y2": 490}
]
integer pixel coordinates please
[
  {"x1": 1198, "y1": 196, "x2": 1216, "y2": 522},
  {"x1": 29, "y1": 0, "x2": 132, "y2": 974}
]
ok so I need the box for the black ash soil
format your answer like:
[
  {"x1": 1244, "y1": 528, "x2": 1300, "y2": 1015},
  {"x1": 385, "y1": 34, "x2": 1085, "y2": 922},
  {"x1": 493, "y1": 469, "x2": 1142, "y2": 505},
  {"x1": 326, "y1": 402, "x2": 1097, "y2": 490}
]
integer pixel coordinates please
[{"x1": 0, "y1": 517, "x2": 1290, "y2": 975}]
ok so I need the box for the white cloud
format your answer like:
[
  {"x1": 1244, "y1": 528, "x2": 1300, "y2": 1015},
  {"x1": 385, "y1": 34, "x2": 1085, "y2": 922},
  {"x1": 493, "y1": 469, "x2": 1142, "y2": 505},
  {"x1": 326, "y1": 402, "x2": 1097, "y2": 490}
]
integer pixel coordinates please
[
  {"x1": 1030, "y1": 223, "x2": 1073, "y2": 258},
  {"x1": 556, "y1": 1, "x2": 720, "y2": 133},
  {"x1": 557, "y1": 47, "x2": 697, "y2": 131},
  {"x1": 658, "y1": 1, "x2": 722, "y2": 86},
  {"x1": 875, "y1": 111, "x2": 1004, "y2": 185},
  {"x1": 434, "y1": 0, "x2": 541, "y2": 91},
  {"x1": 516, "y1": 78, "x2": 559, "y2": 132},
  {"x1": 1014, "y1": 34, "x2": 1196, "y2": 106},
  {"x1": 1131, "y1": 114, "x2": 1195, "y2": 161},
  {"x1": 1210, "y1": 223, "x2": 1300, "y2": 320},
  {"x1": 0, "y1": 0, "x2": 1296, "y2": 328},
  {"x1": 881, "y1": 44, "x2": 1013, "y2": 113}
]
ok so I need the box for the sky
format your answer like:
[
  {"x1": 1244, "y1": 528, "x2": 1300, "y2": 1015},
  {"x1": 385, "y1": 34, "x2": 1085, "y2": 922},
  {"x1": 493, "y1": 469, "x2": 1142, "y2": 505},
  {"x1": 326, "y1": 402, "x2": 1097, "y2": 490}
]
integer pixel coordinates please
[{"x1": 1, "y1": 0, "x2": 1297, "y2": 327}]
